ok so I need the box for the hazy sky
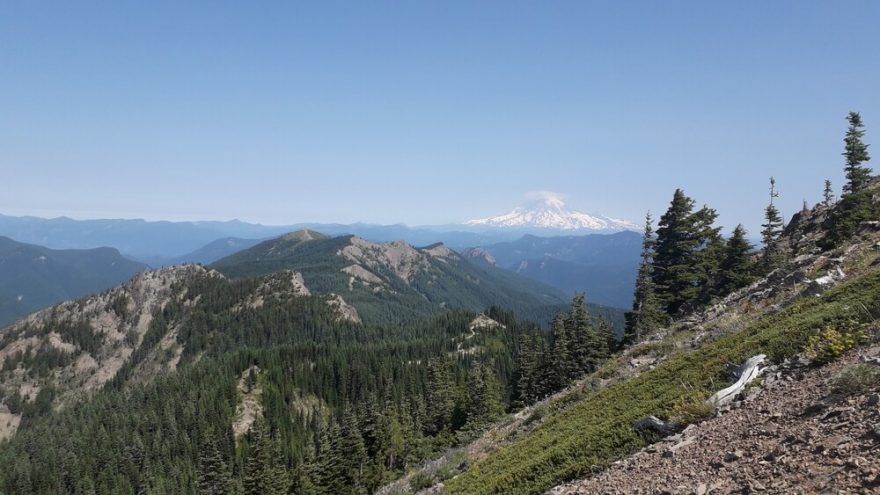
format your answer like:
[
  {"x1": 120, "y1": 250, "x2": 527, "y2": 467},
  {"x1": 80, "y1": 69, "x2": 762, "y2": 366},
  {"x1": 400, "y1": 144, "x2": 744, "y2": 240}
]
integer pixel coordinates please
[{"x1": 2, "y1": 1, "x2": 879, "y2": 234}]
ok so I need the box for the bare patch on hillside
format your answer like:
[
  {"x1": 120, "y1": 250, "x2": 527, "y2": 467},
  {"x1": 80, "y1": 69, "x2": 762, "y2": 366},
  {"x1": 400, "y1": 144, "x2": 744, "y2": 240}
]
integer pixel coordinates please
[{"x1": 233, "y1": 366, "x2": 263, "y2": 438}]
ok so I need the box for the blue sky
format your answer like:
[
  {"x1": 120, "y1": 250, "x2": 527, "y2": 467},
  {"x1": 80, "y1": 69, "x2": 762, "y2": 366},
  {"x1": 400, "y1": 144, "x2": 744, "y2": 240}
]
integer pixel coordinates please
[{"x1": 1, "y1": 1, "x2": 878, "y2": 234}]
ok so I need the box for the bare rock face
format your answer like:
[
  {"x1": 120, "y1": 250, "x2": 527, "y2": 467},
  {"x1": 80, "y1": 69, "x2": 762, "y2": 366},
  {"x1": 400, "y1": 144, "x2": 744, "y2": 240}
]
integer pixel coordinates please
[
  {"x1": 461, "y1": 247, "x2": 498, "y2": 266},
  {"x1": 468, "y1": 314, "x2": 505, "y2": 331},
  {"x1": 341, "y1": 264, "x2": 386, "y2": 291},
  {"x1": 339, "y1": 237, "x2": 432, "y2": 283},
  {"x1": 232, "y1": 365, "x2": 263, "y2": 438},
  {"x1": 327, "y1": 294, "x2": 362, "y2": 324},
  {"x1": 238, "y1": 270, "x2": 311, "y2": 309}
]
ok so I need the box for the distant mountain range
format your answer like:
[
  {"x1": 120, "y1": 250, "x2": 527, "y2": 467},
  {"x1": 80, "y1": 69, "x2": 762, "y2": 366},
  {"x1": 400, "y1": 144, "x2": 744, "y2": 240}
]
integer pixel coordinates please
[
  {"x1": 465, "y1": 192, "x2": 637, "y2": 232},
  {"x1": 210, "y1": 230, "x2": 617, "y2": 326},
  {"x1": 462, "y1": 231, "x2": 641, "y2": 308},
  {"x1": 0, "y1": 236, "x2": 147, "y2": 326},
  {"x1": 0, "y1": 201, "x2": 638, "y2": 263}
]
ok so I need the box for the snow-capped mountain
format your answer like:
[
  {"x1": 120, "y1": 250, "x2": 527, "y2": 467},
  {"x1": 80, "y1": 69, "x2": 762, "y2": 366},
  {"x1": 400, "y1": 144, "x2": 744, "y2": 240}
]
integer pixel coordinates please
[{"x1": 464, "y1": 192, "x2": 637, "y2": 232}]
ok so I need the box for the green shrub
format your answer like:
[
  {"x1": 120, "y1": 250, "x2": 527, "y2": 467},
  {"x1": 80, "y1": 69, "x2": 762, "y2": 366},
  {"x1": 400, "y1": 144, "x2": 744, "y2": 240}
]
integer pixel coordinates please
[
  {"x1": 409, "y1": 471, "x2": 433, "y2": 492},
  {"x1": 524, "y1": 404, "x2": 547, "y2": 426},
  {"x1": 831, "y1": 364, "x2": 880, "y2": 394},
  {"x1": 670, "y1": 392, "x2": 715, "y2": 425},
  {"x1": 805, "y1": 326, "x2": 864, "y2": 364}
]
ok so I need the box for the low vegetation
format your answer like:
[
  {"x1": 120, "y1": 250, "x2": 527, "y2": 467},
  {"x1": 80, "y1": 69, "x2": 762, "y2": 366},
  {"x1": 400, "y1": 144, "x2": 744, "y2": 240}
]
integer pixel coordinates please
[{"x1": 444, "y1": 268, "x2": 880, "y2": 495}]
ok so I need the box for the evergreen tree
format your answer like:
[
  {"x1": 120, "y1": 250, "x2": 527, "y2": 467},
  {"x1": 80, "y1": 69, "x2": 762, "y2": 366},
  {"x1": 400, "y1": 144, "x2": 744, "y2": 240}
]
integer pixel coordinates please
[
  {"x1": 566, "y1": 294, "x2": 595, "y2": 375},
  {"x1": 338, "y1": 409, "x2": 369, "y2": 495},
  {"x1": 464, "y1": 361, "x2": 503, "y2": 429},
  {"x1": 653, "y1": 189, "x2": 720, "y2": 314},
  {"x1": 624, "y1": 212, "x2": 664, "y2": 344},
  {"x1": 823, "y1": 179, "x2": 835, "y2": 205},
  {"x1": 550, "y1": 313, "x2": 575, "y2": 385},
  {"x1": 843, "y1": 111, "x2": 872, "y2": 195},
  {"x1": 715, "y1": 224, "x2": 755, "y2": 295},
  {"x1": 242, "y1": 419, "x2": 288, "y2": 495},
  {"x1": 197, "y1": 431, "x2": 230, "y2": 495},
  {"x1": 514, "y1": 332, "x2": 541, "y2": 406},
  {"x1": 760, "y1": 177, "x2": 784, "y2": 273},
  {"x1": 424, "y1": 358, "x2": 454, "y2": 435}
]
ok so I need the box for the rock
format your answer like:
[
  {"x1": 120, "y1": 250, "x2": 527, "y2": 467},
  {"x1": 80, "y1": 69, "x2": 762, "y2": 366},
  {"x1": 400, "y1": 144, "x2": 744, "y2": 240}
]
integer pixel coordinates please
[
  {"x1": 724, "y1": 450, "x2": 744, "y2": 462},
  {"x1": 867, "y1": 393, "x2": 880, "y2": 407},
  {"x1": 695, "y1": 483, "x2": 708, "y2": 495},
  {"x1": 634, "y1": 416, "x2": 680, "y2": 436}
]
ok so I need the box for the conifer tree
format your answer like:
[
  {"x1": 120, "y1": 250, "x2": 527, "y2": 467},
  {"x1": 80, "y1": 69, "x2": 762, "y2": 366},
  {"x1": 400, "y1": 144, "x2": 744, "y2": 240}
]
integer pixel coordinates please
[
  {"x1": 242, "y1": 420, "x2": 270, "y2": 495},
  {"x1": 843, "y1": 111, "x2": 872, "y2": 195},
  {"x1": 566, "y1": 294, "x2": 595, "y2": 374},
  {"x1": 715, "y1": 224, "x2": 755, "y2": 295},
  {"x1": 464, "y1": 361, "x2": 503, "y2": 429},
  {"x1": 550, "y1": 313, "x2": 575, "y2": 386},
  {"x1": 760, "y1": 177, "x2": 784, "y2": 273},
  {"x1": 514, "y1": 332, "x2": 541, "y2": 406},
  {"x1": 823, "y1": 179, "x2": 835, "y2": 205},
  {"x1": 197, "y1": 431, "x2": 230, "y2": 495},
  {"x1": 424, "y1": 358, "x2": 454, "y2": 435},
  {"x1": 625, "y1": 212, "x2": 664, "y2": 344},
  {"x1": 653, "y1": 189, "x2": 720, "y2": 313},
  {"x1": 338, "y1": 409, "x2": 369, "y2": 495}
]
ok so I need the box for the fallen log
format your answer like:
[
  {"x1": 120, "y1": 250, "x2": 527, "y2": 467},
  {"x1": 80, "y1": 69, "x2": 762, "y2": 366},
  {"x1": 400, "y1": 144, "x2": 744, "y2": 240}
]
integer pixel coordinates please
[
  {"x1": 706, "y1": 354, "x2": 767, "y2": 407},
  {"x1": 633, "y1": 415, "x2": 679, "y2": 436},
  {"x1": 859, "y1": 354, "x2": 880, "y2": 366}
]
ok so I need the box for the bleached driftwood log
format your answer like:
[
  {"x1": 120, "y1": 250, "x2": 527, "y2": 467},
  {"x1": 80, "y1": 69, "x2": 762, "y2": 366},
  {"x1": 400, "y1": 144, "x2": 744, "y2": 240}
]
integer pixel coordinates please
[
  {"x1": 706, "y1": 354, "x2": 767, "y2": 407},
  {"x1": 859, "y1": 353, "x2": 880, "y2": 365}
]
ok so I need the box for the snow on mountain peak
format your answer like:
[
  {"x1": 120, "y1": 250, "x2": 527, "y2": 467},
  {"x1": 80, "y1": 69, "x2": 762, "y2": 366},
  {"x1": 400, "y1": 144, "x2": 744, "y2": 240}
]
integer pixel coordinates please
[{"x1": 465, "y1": 192, "x2": 637, "y2": 231}]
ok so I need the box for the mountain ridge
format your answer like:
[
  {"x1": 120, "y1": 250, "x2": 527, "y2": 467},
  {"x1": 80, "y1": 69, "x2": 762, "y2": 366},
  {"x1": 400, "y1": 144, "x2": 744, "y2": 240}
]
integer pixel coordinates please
[{"x1": 0, "y1": 236, "x2": 147, "y2": 326}]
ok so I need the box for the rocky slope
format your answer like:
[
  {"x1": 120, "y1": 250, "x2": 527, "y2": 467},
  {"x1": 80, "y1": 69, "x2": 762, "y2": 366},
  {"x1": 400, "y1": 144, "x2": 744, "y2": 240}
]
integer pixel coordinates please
[{"x1": 551, "y1": 351, "x2": 880, "y2": 494}]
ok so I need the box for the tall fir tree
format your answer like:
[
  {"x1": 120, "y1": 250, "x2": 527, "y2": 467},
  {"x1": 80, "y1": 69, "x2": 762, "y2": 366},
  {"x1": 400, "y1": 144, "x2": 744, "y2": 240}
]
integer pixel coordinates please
[
  {"x1": 424, "y1": 358, "x2": 454, "y2": 435},
  {"x1": 338, "y1": 408, "x2": 369, "y2": 495},
  {"x1": 843, "y1": 111, "x2": 872, "y2": 195},
  {"x1": 760, "y1": 177, "x2": 784, "y2": 273},
  {"x1": 715, "y1": 224, "x2": 755, "y2": 295},
  {"x1": 625, "y1": 212, "x2": 664, "y2": 344},
  {"x1": 653, "y1": 189, "x2": 720, "y2": 314},
  {"x1": 566, "y1": 294, "x2": 597, "y2": 375},
  {"x1": 550, "y1": 313, "x2": 576, "y2": 386},
  {"x1": 823, "y1": 179, "x2": 835, "y2": 205},
  {"x1": 464, "y1": 361, "x2": 503, "y2": 430},
  {"x1": 197, "y1": 431, "x2": 230, "y2": 495},
  {"x1": 242, "y1": 419, "x2": 287, "y2": 495},
  {"x1": 514, "y1": 332, "x2": 543, "y2": 406}
]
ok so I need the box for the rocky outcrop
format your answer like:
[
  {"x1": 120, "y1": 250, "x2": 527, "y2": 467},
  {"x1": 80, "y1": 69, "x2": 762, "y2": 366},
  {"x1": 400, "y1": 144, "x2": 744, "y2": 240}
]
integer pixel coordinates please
[
  {"x1": 327, "y1": 294, "x2": 362, "y2": 324},
  {"x1": 0, "y1": 265, "x2": 219, "y2": 438},
  {"x1": 339, "y1": 237, "x2": 433, "y2": 283},
  {"x1": 460, "y1": 247, "x2": 497, "y2": 266},
  {"x1": 468, "y1": 314, "x2": 505, "y2": 331},
  {"x1": 232, "y1": 365, "x2": 263, "y2": 438}
]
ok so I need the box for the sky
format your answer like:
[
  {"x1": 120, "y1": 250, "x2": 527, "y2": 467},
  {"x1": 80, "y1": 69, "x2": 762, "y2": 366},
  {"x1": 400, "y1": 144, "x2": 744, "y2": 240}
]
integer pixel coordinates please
[{"x1": 1, "y1": 1, "x2": 879, "y2": 234}]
